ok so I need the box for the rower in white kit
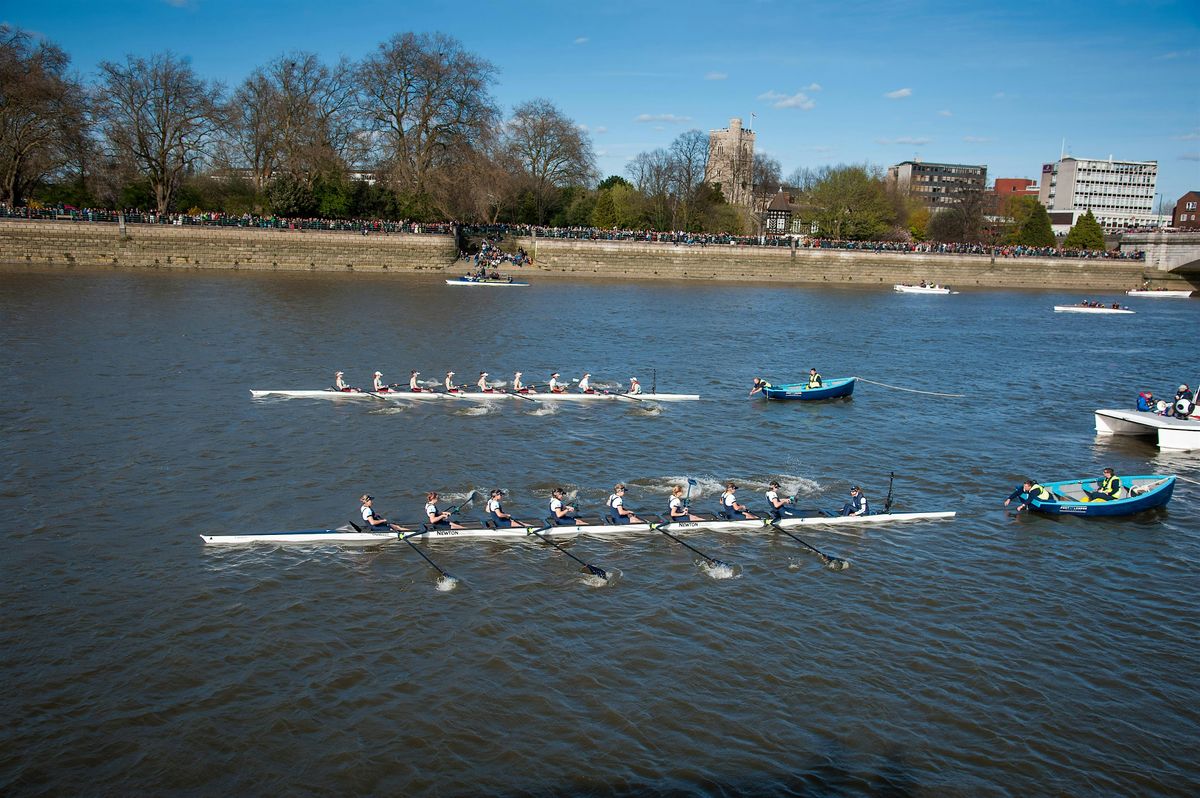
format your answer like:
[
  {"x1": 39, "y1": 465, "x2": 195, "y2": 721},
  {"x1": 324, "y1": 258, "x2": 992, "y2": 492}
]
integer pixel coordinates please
[
  {"x1": 578, "y1": 373, "x2": 592, "y2": 393},
  {"x1": 477, "y1": 371, "x2": 492, "y2": 392},
  {"x1": 548, "y1": 372, "x2": 566, "y2": 393},
  {"x1": 444, "y1": 371, "x2": 457, "y2": 392},
  {"x1": 372, "y1": 371, "x2": 390, "y2": 392},
  {"x1": 409, "y1": 370, "x2": 423, "y2": 391}
]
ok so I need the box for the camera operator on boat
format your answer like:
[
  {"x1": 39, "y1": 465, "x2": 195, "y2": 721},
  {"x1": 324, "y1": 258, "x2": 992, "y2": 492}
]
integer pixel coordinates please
[{"x1": 1174, "y1": 384, "x2": 1194, "y2": 418}]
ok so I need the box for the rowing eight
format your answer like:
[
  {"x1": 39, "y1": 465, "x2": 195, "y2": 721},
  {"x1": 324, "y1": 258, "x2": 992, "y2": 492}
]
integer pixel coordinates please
[
  {"x1": 200, "y1": 510, "x2": 956, "y2": 545},
  {"x1": 250, "y1": 389, "x2": 701, "y2": 402}
]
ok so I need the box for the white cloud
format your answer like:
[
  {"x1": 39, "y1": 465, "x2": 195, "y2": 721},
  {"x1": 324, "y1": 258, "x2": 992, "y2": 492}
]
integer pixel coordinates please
[
  {"x1": 877, "y1": 136, "x2": 931, "y2": 146},
  {"x1": 962, "y1": 135, "x2": 993, "y2": 143},
  {"x1": 573, "y1": 37, "x2": 589, "y2": 45},
  {"x1": 884, "y1": 88, "x2": 912, "y2": 99},
  {"x1": 595, "y1": 126, "x2": 607, "y2": 134},
  {"x1": 1174, "y1": 131, "x2": 1200, "y2": 141},
  {"x1": 802, "y1": 82, "x2": 822, "y2": 92},
  {"x1": 634, "y1": 113, "x2": 692, "y2": 124},
  {"x1": 758, "y1": 90, "x2": 815, "y2": 110},
  {"x1": 705, "y1": 71, "x2": 728, "y2": 81},
  {"x1": 938, "y1": 109, "x2": 952, "y2": 117}
]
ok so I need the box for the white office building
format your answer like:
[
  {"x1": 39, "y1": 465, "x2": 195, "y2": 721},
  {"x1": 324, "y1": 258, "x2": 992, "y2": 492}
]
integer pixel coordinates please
[{"x1": 1038, "y1": 156, "x2": 1158, "y2": 232}]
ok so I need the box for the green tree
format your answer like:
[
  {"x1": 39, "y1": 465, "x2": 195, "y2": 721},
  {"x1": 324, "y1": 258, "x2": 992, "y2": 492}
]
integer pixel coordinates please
[
  {"x1": 1012, "y1": 200, "x2": 1055, "y2": 247},
  {"x1": 266, "y1": 174, "x2": 315, "y2": 217},
  {"x1": 1062, "y1": 209, "x2": 1106, "y2": 250},
  {"x1": 803, "y1": 165, "x2": 894, "y2": 239}
]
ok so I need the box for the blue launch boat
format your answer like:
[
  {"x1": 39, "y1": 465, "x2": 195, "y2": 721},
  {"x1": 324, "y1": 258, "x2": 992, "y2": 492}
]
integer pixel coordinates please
[
  {"x1": 762, "y1": 377, "x2": 856, "y2": 401},
  {"x1": 1021, "y1": 475, "x2": 1175, "y2": 517}
]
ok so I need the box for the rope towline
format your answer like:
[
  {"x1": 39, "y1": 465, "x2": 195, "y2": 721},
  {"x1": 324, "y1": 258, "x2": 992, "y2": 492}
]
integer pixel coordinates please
[{"x1": 852, "y1": 376, "x2": 965, "y2": 398}]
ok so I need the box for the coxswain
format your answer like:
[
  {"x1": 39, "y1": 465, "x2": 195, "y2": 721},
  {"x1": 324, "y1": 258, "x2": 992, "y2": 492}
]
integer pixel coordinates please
[
  {"x1": 372, "y1": 371, "x2": 391, "y2": 392},
  {"x1": 477, "y1": 371, "x2": 492, "y2": 392},
  {"x1": 1085, "y1": 467, "x2": 1122, "y2": 502},
  {"x1": 606, "y1": 484, "x2": 643, "y2": 524},
  {"x1": 1173, "y1": 384, "x2": 1194, "y2": 418},
  {"x1": 548, "y1": 372, "x2": 566, "y2": 393},
  {"x1": 668, "y1": 485, "x2": 703, "y2": 522},
  {"x1": 409, "y1": 370, "x2": 422, "y2": 391},
  {"x1": 359, "y1": 494, "x2": 410, "y2": 532},
  {"x1": 425, "y1": 492, "x2": 464, "y2": 529},
  {"x1": 334, "y1": 371, "x2": 355, "y2": 392},
  {"x1": 765, "y1": 480, "x2": 797, "y2": 520},
  {"x1": 840, "y1": 485, "x2": 870, "y2": 516},
  {"x1": 578, "y1": 373, "x2": 592, "y2": 393},
  {"x1": 444, "y1": 371, "x2": 457, "y2": 392},
  {"x1": 1004, "y1": 479, "x2": 1051, "y2": 512},
  {"x1": 807, "y1": 368, "x2": 823, "y2": 388},
  {"x1": 549, "y1": 488, "x2": 584, "y2": 526},
  {"x1": 628, "y1": 377, "x2": 642, "y2": 395},
  {"x1": 720, "y1": 482, "x2": 757, "y2": 520},
  {"x1": 486, "y1": 489, "x2": 522, "y2": 527},
  {"x1": 749, "y1": 377, "x2": 772, "y2": 397}
]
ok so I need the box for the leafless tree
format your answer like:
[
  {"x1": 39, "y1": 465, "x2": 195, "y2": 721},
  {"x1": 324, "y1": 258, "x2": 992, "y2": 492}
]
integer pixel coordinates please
[
  {"x1": 668, "y1": 130, "x2": 708, "y2": 230},
  {"x1": 627, "y1": 148, "x2": 673, "y2": 230},
  {"x1": 753, "y1": 154, "x2": 782, "y2": 193},
  {"x1": 503, "y1": 98, "x2": 596, "y2": 224},
  {"x1": 95, "y1": 52, "x2": 222, "y2": 212},
  {"x1": 357, "y1": 32, "x2": 498, "y2": 204},
  {"x1": 0, "y1": 25, "x2": 89, "y2": 206}
]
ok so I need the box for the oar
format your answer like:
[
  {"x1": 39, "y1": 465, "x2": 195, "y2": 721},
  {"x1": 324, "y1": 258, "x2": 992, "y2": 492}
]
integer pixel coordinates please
[
  {"x1": 524, "y1": 522, "x2": 609, "y2": 579},
  {"x1": 653, "y1": 520, "x2": 732, "y2": 568},
  {"x1": 447, "y1": 491, "x2": 479, "y2": 516},
  {"x1": 508, "y1": 389, "x2": 541, "y2": 403},
  {"x1": 765, "y1": 520, "x2": 850, "y2": 571},
  {"x1": 883, "y1": 471, "x2": 895, "y2": 513},
  {"x1": 351, "y1": 521, "x2": 458, "y2": 581}
]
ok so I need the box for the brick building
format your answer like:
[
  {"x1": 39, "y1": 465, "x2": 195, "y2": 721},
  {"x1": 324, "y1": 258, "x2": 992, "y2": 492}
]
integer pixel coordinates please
[{"x1": 1172, "y1": 191, "x2": 1200, "y2": 230}]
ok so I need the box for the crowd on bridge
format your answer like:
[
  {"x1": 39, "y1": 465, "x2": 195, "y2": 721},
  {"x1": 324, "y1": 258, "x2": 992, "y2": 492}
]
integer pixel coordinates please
[{"x1": 0, "y1": 203, "x2": 1147, "y2": 260}]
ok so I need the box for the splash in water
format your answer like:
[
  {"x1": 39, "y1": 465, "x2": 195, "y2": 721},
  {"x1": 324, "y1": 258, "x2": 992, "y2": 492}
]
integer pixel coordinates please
[{"x1": 436, "y1": 575, "x2": 460, "y2": 592}]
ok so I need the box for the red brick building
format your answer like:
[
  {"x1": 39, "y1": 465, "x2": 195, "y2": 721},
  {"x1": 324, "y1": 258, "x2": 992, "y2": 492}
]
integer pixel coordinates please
[
  {"x1": 1172, "y1": 191, "x2": 1200, "y2": 230},
  {"x1": 989, "y1": 178, "x2": 1039, "y2": 215}
]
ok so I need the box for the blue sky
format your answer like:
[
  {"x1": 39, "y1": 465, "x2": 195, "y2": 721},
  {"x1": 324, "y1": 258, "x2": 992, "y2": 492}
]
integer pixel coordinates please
[{"x1": 8, "y1": 0, "x2": 1199, "y2": 205}]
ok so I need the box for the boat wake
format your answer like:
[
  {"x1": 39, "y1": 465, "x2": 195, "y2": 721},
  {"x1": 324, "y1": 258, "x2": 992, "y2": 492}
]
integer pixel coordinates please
[
  {"x1": 582, "y1": 569, "x2": 615, "y2": 587},
  {"x1": 457, "y1": 404, "x2": 495, "y2": 416},
  {"x1": 369, "y1": 405, "x2": 407, "y2": 415},
  {"x1": 631, "y1": 403, "x2": 663, "y2": 417},
  {"x1": 435, "y1": 575, "x2": 460, "y2": 592},
  {"x1": 526, "y1": 404, "x2": 558, "y2": 417}
]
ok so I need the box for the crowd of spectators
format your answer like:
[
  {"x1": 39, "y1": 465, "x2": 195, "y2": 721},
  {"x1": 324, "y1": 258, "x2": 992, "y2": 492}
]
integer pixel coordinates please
[{"x1": 0, "y1": 204, "x2": 1147, "y2": 260}]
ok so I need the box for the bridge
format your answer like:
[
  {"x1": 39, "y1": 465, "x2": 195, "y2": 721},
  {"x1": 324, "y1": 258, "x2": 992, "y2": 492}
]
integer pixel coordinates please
[{"x1": 1121, "y1": 231, "x2": 1200, "y2": 274}]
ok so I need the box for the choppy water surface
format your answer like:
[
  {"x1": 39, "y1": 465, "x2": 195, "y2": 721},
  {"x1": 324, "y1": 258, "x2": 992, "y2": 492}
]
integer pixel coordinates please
[{"x1": 2, "y1": 266, "x2": 1198, "y2": 796}]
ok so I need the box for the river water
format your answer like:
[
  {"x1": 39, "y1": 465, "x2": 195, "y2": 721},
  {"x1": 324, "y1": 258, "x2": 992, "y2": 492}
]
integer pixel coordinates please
[{"x1": 1, "y1": 265, "x2": 1198, "y2": 796}]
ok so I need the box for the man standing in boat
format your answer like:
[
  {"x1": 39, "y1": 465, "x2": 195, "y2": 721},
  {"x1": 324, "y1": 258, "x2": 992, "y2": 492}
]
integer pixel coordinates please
[
  {"x1": 840, "y1": 486, "x2": 870, "y2": 516},
  {"x1": 807, "y1": 368, "x2": 823, "y2": 388}
]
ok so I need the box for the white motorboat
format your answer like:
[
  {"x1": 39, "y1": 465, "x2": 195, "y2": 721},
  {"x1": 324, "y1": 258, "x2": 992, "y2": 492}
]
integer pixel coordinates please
[
  {"x1": 445, "y1": 275, "x2": 529, "y2": 286},
  {"x1": 1053, "y1": 305, "x2": 1135, "y2": 314},
  {"x1": 1125, "y1": 289, "x2": 1193, "y2": 298},
  {"x1": 894, "y1": 284, "x2": 954, "y2": 295},
  {"x1": 250, "y1": 389, "x2": 700, "y2": 402}
]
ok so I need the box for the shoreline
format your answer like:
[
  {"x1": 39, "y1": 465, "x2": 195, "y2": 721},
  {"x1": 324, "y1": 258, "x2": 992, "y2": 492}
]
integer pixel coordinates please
[{"x1": 2, "y1": 219, "x2": 1189, "y2": 291}]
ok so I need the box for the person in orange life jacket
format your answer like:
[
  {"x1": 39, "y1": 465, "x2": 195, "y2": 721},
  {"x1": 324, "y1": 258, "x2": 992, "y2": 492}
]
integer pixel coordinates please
[
  {"x1": 1085, "y1": 468, "x2": 1122, "y2": 501},
  {"x1": 359, "y1": 494, "x2": 410, "y2": 532},
  {"x1": 1004, "y1": 479, "x2": 1051, "y2": 512},
  {"x1": 840, "y1": 486, "x2": 869, "y2": 516}
]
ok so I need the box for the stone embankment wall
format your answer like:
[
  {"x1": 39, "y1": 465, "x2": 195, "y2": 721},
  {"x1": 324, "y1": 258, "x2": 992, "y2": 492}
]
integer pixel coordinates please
[
  {"x1": 0, "y1": 220, "x2": 457, "y2": 272},
  {"x1": 2, "y1": 220, "x2": 1189, "y2": 291},
  {"x1": 515, "y1": 237, "x2": 1166, "y2": 290}
]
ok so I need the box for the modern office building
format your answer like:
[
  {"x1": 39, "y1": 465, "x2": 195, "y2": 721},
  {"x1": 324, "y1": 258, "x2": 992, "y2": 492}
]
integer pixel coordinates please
[
  {"x1": 887, "y1": 160, "x2": 987, "y2": 208},
  {"x1": 1037, "y1": 156, "x2": 1157, "y2": 231},
  {"x1": 705, "y1": 117, "x2": 756, "y2": 208}
]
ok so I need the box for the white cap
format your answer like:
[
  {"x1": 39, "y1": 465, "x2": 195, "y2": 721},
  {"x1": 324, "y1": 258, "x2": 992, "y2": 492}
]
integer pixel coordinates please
[
  {"x1": 374, "y1": 371, "x2": 382, "y2": 376},
  {"x1": 447, "y1": 371, "x2": 455, "y2": 375},
  {"x1": 630, "y1": 376, "x2": 639, "y2": 381},
  {"x1": 335, "y1": 371, "x2": 344, "y2": 376}
]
